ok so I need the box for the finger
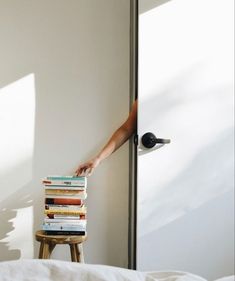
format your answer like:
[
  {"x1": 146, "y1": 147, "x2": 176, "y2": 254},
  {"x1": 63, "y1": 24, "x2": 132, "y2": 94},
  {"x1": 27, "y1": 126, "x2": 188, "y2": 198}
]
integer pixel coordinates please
[
  {"x1": 87, "y1": 167, "x2": 94, "y2": 176},
  {"x1": 76, "y1": 165, "x2": 88, "y2": 175},
  {"x1": 75, "y1": 169, "x2": 84, "y2": 176},
  {"x1": 82, "y1": 167, "x2": 90, "y2": 176},
  {"x1": 83, "y1": 169, "x2": 89, "y2": 177},
  {"x1": 75, "y1": 169, "x2": 80, "y2": 176}
]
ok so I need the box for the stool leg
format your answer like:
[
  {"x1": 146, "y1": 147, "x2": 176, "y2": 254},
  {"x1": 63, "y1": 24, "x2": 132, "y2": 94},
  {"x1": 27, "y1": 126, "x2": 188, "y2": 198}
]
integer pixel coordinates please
[
  {"x1": 70, "y1": 244, "x2": 78, "y2": 262},
  {"x1": 38, "y1": 241, "x2": 45, "y2": 259},
  {"x1": 47, "y1": 243, "x2": 56, "y2": 258},
  {"x1": 43, "y1": 243, "x2": 50, "y2": 259},
  {"x1": 39, "y1": 241, "x2": 50, "y2": 259},
  {"x1": 75, "y1": 244, "x2": 80, "y2": 262},
  {"x1": 76, "y1": 244, "x2": 84, "y2": 263}
]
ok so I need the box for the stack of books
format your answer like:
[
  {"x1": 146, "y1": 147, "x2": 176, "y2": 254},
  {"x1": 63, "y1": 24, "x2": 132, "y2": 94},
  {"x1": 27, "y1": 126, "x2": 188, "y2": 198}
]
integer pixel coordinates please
[{"x1": 42, "y1": 175, "x2": 87, "y2": 235}]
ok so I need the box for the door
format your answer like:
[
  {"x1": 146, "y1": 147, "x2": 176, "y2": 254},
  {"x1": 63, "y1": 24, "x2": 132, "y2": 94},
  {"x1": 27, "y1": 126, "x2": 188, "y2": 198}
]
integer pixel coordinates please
[{"x1": 137, "y1": 0, "x2": 234, "y2": 279}]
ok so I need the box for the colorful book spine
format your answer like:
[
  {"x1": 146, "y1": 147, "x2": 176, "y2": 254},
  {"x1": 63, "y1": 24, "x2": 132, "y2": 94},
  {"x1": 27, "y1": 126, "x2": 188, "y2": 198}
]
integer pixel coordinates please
[
  {"x1": 45, "y1": 198, "x2": 83, "y2": 205},
  {"x1": 45, "y1": 209, "x2": 86, "y2": 216},
  {"x1": 45, "y1": 189, "x2": 86, "y2": 195}
]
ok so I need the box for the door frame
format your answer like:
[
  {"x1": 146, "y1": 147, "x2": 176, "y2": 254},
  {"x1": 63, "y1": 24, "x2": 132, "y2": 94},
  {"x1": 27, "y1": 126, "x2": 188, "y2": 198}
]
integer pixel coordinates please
[{"x1": 128, "y1": 0, "x2": 138, "y2": 270}]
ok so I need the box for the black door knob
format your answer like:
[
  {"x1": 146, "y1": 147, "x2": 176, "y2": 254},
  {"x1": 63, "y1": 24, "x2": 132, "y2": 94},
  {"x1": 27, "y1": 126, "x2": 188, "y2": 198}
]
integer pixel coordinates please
[{"x1": 141, "y1": 132, "x2": 171, "y2": 148}]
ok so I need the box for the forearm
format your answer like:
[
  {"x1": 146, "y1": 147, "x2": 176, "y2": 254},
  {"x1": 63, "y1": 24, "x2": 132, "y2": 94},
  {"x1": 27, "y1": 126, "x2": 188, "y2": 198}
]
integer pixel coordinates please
[
  {"x1": 96, "y1": 126, "x2": 134, "y2": 162},
  {"x1": 96, "y1": 101, "x2": 137, "y2": 162}
]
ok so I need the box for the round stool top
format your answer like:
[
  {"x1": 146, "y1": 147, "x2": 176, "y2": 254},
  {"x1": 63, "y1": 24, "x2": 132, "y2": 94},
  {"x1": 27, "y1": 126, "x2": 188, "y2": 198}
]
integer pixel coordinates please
[{"x1": 35, "y1": 230, "x2": 87, "y2": 245}]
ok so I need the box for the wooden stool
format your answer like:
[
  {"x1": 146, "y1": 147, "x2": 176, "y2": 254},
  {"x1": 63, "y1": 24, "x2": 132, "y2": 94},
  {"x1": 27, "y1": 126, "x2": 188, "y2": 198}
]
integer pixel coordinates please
[{"x1": 35, "y1": 230, "x2": 87, "y2": 262}]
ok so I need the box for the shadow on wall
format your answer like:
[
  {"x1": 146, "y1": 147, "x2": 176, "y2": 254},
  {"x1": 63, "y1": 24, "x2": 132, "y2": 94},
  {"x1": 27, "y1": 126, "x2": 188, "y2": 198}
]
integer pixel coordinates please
[
  {"x1": 0, "y1": 75, "x2": 37, "y2": 260},
  {"x1": 137, "y1": 86, "x2": 234, "y2": 279},
  {"x1": 138, "y1": 59, "x2": 234, "y2": 235},
  {"x1": 139, "y1": 0, "x2": 172, "y2": 14},
  {"x1": 139, "y1": 127, "x2": 234, "y2": 235},
  {"x1": 138, "y1": 189, "x2": 234, "y2": 280},
  {"x1": 0, "y1": 183, "x2": 38, "y2": 260}
]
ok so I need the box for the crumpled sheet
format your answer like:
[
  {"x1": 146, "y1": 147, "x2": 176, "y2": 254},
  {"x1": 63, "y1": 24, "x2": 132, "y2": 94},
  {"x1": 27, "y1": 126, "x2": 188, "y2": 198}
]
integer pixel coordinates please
[
  {"x1": 0, "y1": 259, "x2": 228, "y2": 281},
  {"x1": 0, "y1": 259, "x2": 145, "y2": 281}
]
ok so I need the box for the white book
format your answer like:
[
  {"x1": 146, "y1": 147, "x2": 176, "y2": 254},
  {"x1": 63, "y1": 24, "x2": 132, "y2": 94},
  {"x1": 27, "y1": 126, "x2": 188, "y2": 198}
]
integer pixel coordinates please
[
  {"x1": 45, "y1": 204, "x2": 85, "y2": 211},
  {"x1": 44, "y1": 218, "x2": 86, "y2": 224},
  {"x1": 45, "y1": 193, "x2": 87, "y2": 200},
  {"x1": 43, "y1": 224, "x2": 86, "y2": 231},
  {"x1": 49, "y1": 214, "x2": 86, "y2": 219},
  {"x1": 44, "y1": 221, "x2": 86, "y2": 227}
]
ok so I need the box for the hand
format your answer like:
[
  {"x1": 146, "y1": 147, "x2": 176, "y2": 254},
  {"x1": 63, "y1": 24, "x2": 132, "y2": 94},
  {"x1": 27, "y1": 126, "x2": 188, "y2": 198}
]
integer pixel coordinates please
[{"x1": 75, "y1": 157, "x2": 101, "y2": 176}]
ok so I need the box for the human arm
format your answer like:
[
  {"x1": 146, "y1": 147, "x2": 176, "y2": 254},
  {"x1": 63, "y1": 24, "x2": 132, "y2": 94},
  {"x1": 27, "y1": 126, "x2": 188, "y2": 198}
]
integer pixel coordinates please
[{"x1": 75, "y1": 100, "x2": 137, "y2": 176}]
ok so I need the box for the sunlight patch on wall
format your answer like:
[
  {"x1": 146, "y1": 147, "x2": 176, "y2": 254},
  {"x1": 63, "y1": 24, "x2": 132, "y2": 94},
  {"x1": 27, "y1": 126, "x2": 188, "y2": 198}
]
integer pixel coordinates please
[{"x1": 0, "y1": 74, "x2": 35, "y2": 203}]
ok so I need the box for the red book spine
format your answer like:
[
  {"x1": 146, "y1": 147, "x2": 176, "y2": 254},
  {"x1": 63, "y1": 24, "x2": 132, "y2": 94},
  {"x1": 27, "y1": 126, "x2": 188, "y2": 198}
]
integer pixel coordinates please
[{"x1": 45, "y1": 198, "x2": 83, "y2": 205}]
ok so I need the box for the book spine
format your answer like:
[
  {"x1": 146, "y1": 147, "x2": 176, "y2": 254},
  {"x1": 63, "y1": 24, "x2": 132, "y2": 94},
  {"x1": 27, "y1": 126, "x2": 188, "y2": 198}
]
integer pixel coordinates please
[
  {"x1": 45, "y1": 176, "x2": 86, "y2": 181},
  {"x1": 43, "y1": 180, "x2": 86, "y2": 187},
  {"x1": 44, "y1": 221, "x2": 86, "y2": 227},
  {"x1": 43, "y1": 177, "x2": 87, "y2": 185},
  {"x1": 43, "y1": 224, "x2": 86, "y2": 231},
  {"x1": 45, "y1": 198, "x2": 83, "y2": 205},
  {"x1": 44, "y1": 185, "x2": 85, "y2": 190},
  {"x1": 45, "y1": 194, "x2": 87, "y2": 200},
  {"x1": 47, "y1": 214, "x2": 86, "y2": 219},
  {"x1": 44, "y1": 218, "x2": 86, "y2": 224},
  {"x1": 45, "y1": 209, "x2": 86, "y2": 216},
  {"x1": 45, "y1": 189, "x2": 85, "y2": 195},
  {"x1": 45, "y1": 204, "x2": 85, "y2": 212},
  {"x1": 45, "y1": 230, "x2": 86, "y2": 235}
]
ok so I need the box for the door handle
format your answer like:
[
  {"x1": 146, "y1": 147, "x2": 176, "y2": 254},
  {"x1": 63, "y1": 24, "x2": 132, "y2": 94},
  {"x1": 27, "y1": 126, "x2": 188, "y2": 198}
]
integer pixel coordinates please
[{"x1": 141, "y1": 132, "x2": 171, "y2": 148}]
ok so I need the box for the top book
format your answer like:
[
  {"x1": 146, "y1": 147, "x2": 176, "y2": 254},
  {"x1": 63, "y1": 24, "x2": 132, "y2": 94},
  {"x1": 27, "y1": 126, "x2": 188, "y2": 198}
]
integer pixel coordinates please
[{"x1": 42, "y1": 176, "x2": 87, "y2": 187}]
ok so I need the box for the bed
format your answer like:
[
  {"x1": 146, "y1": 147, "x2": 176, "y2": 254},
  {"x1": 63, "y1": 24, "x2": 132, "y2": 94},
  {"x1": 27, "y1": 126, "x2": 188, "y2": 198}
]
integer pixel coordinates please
[{"x1": 0, "y1": 259, "x2": 234, "y2": 281}]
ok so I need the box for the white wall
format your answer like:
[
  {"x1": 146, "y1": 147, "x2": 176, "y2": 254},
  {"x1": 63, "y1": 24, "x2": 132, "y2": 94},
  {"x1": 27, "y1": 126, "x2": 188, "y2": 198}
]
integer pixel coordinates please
[{"x1": 0, "y1": 0, "x2": 130, "y2": 267}]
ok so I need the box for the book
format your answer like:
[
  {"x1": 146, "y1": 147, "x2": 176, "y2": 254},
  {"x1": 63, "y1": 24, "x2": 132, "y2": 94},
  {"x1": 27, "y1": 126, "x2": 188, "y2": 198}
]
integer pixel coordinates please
[
  {"x1": 44, "y1": 185, "x2": 85, "y2": 190},
  {"x1": 45, "y1": 198, "x2": 83, "y2": 205},
  {"x1": 44, "y1": 217, "x2": 86, "y2": 224},
  {"x1": 47, "y1": 214, "x2": 86, "y2": 219},
  {"x1": 45, "y1": 204, "x2": 84, "y2": 212},
  {"x1": 42, "y1": 176, "x2": 87, "y2": 187},
  {"x1": 44, "y1": 208, "x2": 86, "y2": 216},
  {"x1": 44, "y1": 220, "x2": 86, "y2": 226},
  {"x1": 42, "y1": 224, "x2": 86, "y2": 231},
  {"x1": 45, "y1": 230, "x2": 86, "y2": 235},
  {"x1": 45, "y1": 189, "x2": 86, "y2": 196},
  {"x1": 45, "y1": 176, "x2": 86, "y2": 181},
  {"x1": 43, "y1": 221, "x2": 86, "y2": 227},
  {"x1": 45, "y1": 193, "x2": 87, "y2": 200}
]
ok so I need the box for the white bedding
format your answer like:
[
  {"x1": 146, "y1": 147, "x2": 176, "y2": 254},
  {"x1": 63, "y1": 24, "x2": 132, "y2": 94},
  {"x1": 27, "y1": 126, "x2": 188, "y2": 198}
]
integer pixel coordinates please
[{"x1": 0, "y1": 259, "x2": 234, "y2": 281}]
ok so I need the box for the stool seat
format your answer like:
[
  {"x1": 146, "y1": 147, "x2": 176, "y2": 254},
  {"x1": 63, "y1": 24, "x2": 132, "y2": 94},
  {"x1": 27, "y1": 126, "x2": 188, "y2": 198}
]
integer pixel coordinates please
[{"x1": 35, "y1": 230, "x2": 87, "y2": 262}]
